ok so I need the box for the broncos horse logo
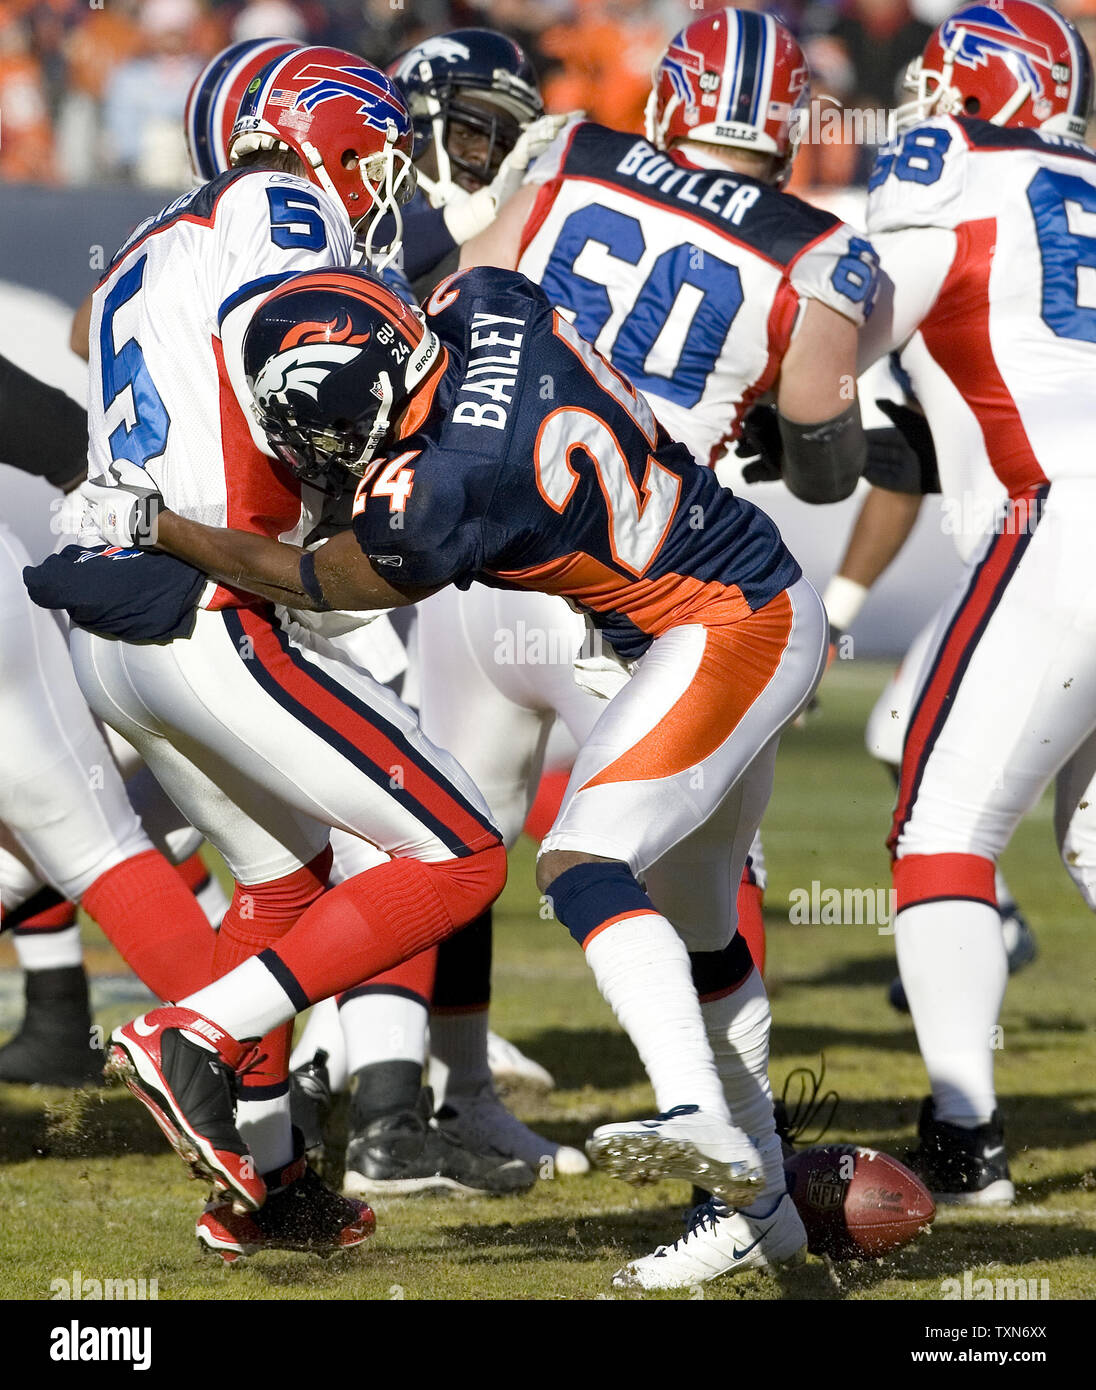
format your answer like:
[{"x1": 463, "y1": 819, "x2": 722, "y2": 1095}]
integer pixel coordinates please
[
  {"x1": 942, "y1": 6, "x2": 1053, "y2": 97},
  {"x1": 253, "y1": 336, "x2": 366, "y2": 408},
  {"x1": 291, "y1": 63, "x2": 407, "y2": 131}
]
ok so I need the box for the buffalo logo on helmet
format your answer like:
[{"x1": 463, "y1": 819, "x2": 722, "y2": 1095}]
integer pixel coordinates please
[
  {"x1": 661, "y1": 36, "x2": 706, "y2": 114},
  {"x1": 942, "y1": 5, "x2": 1055, "y2": 99},
  {"x1": 287, "y1": 63, "x2": 407, "y2": 131}
]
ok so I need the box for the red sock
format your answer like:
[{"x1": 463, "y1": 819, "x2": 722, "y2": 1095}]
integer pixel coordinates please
[
  {"x1": 736, "y1": 868, "x2": 766, "y2": 977},
  {"x1": 81, "y1": 850, "x2": 216, "y2": 1000},
  {"x1": 175, "y1": 850, "x2": 210, "y2": 893},
  {"x1": 213, "y1": 850, "x2": 332, "y2": 1089},
  {"x1": 276, "y1": 846, "x2": 506, "y2": 1006},
  {"x1": 341, "y1": 946, "x2": 439, "y2": 1007}
]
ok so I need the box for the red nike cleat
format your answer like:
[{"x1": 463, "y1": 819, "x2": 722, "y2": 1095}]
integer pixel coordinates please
[
  {"x1": 197, "y1": 1148, "x2": 375, "y2": 1263},
  {"x1": 105, "y1": 1007, "x2": 266, "y2": 1212}
]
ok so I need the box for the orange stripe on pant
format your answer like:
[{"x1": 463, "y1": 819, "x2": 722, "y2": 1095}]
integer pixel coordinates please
[{"x1": 580, "y1": 590, "x2": 794, "y2": 790}]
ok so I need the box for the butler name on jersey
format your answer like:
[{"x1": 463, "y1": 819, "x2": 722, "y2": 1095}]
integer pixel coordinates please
[
  {"x1": 338, "y1": 267, "x2": 801, "y2": 661},
  {"x1": 517, "y1": 120, "x2": 879, "y2": 467}
]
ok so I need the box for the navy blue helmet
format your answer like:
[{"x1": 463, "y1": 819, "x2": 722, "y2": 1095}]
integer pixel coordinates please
[{"x1": 388, "y1": 29, "x2": 543, "y2": 198}]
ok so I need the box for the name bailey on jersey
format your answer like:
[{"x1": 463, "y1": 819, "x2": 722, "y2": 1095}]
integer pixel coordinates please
[{"x1": 451, "y1": 312, "x2": 527, "y2": 431}]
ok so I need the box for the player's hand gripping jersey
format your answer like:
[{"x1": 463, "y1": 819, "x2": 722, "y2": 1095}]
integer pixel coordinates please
[
  {"x1": 86, "y1": 166, "x2": 354, "y2": 604},
  {"x1": 863, "y1": 114, "x2": 1096, "y2": 495},
  {"x1": 516, "y1": 121, "x2": 880, "y2": 466},
  {"x1": 351, "y1": 267, "x2": 801, "y2": 661}
]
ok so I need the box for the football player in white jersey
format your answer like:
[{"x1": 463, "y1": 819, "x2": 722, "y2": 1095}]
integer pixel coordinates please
[
  {"x1": 30, "y1": 46, "x2": 518, "y2": 1259},
  {"x1": 855, "y1": 0, "x2": 1096, "y2": 1203}
]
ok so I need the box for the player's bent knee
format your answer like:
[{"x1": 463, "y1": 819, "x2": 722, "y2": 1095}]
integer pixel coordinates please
[
  {"x1": 541, "y1": 858, "x2": 653, "y2": 947},
  {"x1": 430, "y1": 844, "x2": 508, "y2": 927}
]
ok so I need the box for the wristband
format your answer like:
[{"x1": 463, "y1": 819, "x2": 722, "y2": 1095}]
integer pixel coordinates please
[
  {"x1": 822, "y1": 575, "x2": 869, "y2": 632},
  {"x1": 298, "y1": 550, "x2": 332, "y2": 611}
]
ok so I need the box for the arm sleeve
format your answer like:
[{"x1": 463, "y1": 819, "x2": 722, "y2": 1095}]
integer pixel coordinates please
[{"x1": 0, "y1": 353, "x2": 87, "y2": 489}]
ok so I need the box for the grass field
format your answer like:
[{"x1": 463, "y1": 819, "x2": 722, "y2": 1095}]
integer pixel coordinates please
[{"x1": 1, "y1": 661, "x2": 1094, "y2": 1306}]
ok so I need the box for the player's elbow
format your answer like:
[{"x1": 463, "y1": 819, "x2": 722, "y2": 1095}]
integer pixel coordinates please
[{"x1": 778, "y1": 403, "x2": 867, "y2": 505}]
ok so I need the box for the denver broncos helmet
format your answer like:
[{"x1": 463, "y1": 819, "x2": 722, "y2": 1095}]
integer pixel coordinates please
[
  {"x1": 185, "y1": 37, "x2": 301, "y2": 182},
  {"x1": 244, "y1": 271, "x2": 442, "y2": 495},
  {"x1": 898, "y1": 0, "x2": 1093, "y2": 139},
  {"x1": 646, "y1": 7, "x2": 810, "y2": 187},
  {"x1": 229, "y1": 47, "x2": 416, "y2": 264},
  {"x1": 388, "y1": 29, "x2": 543, "y2": 202}
]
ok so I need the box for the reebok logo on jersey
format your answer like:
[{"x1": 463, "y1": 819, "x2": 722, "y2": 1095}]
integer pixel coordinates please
[{"x1": 451, "y1": 312, "x2": 526, "y2": 431}]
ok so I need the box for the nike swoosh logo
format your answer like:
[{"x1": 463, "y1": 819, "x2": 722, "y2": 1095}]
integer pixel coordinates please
[
  {"x1": 732, "y1": 1234, "x2": 765, "y2": 1260},
  {"x1": 983, "y1": 1146, "x2": 1005, "y2": 1159},
  {"x1": 131, "y1": 1017, "x2": 159, "y2": 1037}
]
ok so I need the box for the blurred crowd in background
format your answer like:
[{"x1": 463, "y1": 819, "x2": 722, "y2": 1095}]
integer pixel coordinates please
[{"x1": 2, "y1": 0, "x2": 1095, "y2": 191}]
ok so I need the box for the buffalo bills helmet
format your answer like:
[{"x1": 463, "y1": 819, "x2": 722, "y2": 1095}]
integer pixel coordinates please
[
  {"x1": 229, "y1": 47, "x2": 416, "y2": 265},
  {"x1": 897, "y1": 0, "x2": 1093, "y2": 139},
  {"x1": 646, "y1": 8, "x2": 811, "y2": 187}
]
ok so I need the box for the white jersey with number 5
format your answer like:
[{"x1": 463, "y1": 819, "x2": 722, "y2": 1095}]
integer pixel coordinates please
[
  {"x1": 86, "y1": 167, "x2": 353, "y2": 605},
  {"x1": 862, "y1": 115, "x2": 1096, "y2": 496},
  {"x1": 517, "y1": 120, "x2": 880, "y2": 467}
]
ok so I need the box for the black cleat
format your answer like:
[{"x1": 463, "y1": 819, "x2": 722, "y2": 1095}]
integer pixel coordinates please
[
  {"x1": 908, "y1": 1096, "x2": 1015, "y2": 1206},
  {"x1": 288, "y1": 1049, "x2": 333, "y2": 1165},
  {"x1": 0, "y1": 966, "x2": 103, "y2": 1087},
  {"x1": 341, "y1": 1088, "x2": 536, "y2": 1199}
]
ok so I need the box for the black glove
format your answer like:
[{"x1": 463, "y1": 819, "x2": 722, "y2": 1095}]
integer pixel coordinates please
[
  {"x1": 875, "y1": 398, "x2": 939, "y2": 492},
  {"x1": 735, "y1": 404, "x2": 784, "y2": 483}
]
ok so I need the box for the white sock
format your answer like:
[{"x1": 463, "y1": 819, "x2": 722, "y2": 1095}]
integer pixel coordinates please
[
  {"x1": 701, "y1": 967, "x2": 784, "y2": 1200},
  {"x1": 896, "y1": 899, "x2": 1007, "y2": 1128},
  {"x1": 14, "y1": 924, "x2": 82, "y2": 972},
  {"x1": 236, "y1": 1094, "x2": 294, "y2": 1175},
  {"x1": 341, "y1": 989, "x2": 428, "y2": 1074},
  {"x1": 289, "y1": 996, "x2": 347, "y2": 1092},
  {"x1": 428, "y1": 1009, "x2": 491, "y2": 1098},
  {"x1": 584, "y1": 914, "x2": 729, "y2": 1119},
  {"x1": 181, "y1": 956, "x2": 296, "y2": 1040},
  {"x1": 195, "y1": 874, "x2": 230, "y2": 929}
]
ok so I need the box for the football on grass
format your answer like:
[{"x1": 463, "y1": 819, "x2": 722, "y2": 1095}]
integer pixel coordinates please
[{"x1": 784, "y1": 1145, "x2": 935, "y2": 1260}]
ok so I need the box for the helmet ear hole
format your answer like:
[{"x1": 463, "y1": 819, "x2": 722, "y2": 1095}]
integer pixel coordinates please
[
  {"x1": 342, "y1": 150, "x2": 359, "y2": 170},
  {"x1": 964, "y1": 95, "x2": 981, "y2": 114}
]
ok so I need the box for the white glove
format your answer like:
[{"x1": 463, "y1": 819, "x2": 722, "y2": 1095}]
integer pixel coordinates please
[
  {"x1": 80, "y1": 473, "x2": 164, "y2": 549},
  {"x1": 442, "y1": 112, "x2": 574, "y2": 245}
]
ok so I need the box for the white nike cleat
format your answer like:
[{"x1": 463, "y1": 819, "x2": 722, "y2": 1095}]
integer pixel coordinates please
[
  {"x1": 587, "y1": 1105, "x2": 763, "y2": 1204},
  {"x1": 487, "y1": 1031, "x2": 556, "y2": 1092},
  {"x1": 612, "y1": 1193, "x2": 807, "y2": 1291},
  {"x1": 436, "y1": 1080, "x2": 589, "y2": 1176}
]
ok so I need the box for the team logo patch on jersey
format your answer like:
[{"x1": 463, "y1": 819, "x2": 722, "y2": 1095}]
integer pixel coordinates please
[
  {"x1": 253, "y1": 343, "x2": 363, "y2": 406},
  {"x1": 291, "y1": 63, "x2": 406, "y2": 129},
  {"x1": 943, "y1": 5, "x2": 1053, "y2": 98}
]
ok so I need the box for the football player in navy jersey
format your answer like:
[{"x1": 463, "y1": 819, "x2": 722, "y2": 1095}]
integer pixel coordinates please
[{"x1": 80, "y1": 262, "x2": 835, "y2": 1288}]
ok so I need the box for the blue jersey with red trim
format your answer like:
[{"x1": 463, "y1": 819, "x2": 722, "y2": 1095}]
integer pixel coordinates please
[
  {"x1": 518, "y1": 120, "x2": 879, "y2": 465},
  {"x1": 351, "y1": 267, "x2": 800, "y2": 661}
]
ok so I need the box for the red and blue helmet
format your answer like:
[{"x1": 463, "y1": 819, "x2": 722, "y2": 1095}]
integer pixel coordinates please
[
  {"x1": 646, "y1": 8, "x2": 810, "y2": 186},
  {"x1": 229, "y1": 46, "x2": 416, "y2": 260},
  {"x1": 185, "y1": 37, "x2": 301, "y2": 183},
  {"x1": 898, "y1": 0, "x2": 1093, "y2": 140}
]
